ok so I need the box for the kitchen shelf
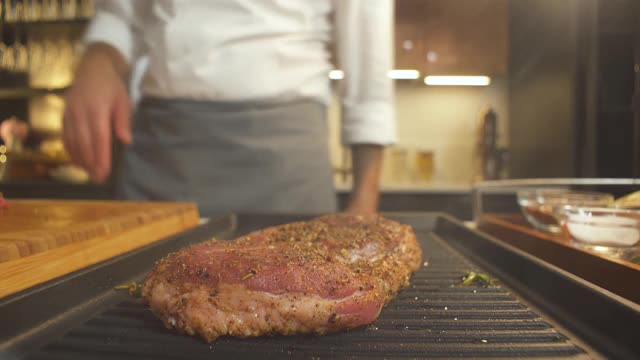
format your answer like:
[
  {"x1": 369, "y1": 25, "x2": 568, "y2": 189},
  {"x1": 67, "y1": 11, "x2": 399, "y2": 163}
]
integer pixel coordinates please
[
  {"x1": 0, "y1": 86, "x2": 68, "y2": 99},
  {"x1": 336, "y1": 183, "x2": 472, "y2": 194},
  {"x1": 1, "y1": 18, "x2": 90, "y2": 26}
]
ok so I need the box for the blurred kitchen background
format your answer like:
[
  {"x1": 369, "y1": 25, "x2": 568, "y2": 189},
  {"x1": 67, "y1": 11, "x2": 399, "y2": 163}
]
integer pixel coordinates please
[{"x1": 0, "y1": 0, "x2": 639, "y2": 218}]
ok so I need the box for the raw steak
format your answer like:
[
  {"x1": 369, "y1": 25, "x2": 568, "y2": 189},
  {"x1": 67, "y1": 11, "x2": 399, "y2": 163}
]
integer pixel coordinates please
[
  {"x1": 142, "y1": 214, "x2": 421, "y2": 342},
  {"x1": 237, "y1": 214, "x2": 422, "y2": 302}
]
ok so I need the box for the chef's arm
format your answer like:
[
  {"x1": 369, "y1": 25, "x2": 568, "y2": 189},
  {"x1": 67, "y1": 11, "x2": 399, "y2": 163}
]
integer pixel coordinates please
[
  {"x1": 83, "y1": 0, "x2": 139, "y2": 74},
  {"x1": 63, "y1": 1, "x2": 137, "y2": 182},
  {"x1": 347, "y1": 144, "x2": 384, "y2": 213},
  {"x1": 82, "y1": 43, "x2": 129, "y2": 79},
  {"x1": 334, "y1": 0, "x2": 395, "y2": 213}
]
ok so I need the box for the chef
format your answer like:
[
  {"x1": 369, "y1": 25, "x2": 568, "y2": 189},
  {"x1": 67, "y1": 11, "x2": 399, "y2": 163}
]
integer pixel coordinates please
[{"x1": 63, "y1": 0, "x2": 395, "y2": 215}]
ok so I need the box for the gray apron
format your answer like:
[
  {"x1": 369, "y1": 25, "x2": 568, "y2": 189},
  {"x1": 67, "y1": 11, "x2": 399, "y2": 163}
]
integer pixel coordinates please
[{"x1": 114, "y1": 97, "x2": 337, "y2": 215}]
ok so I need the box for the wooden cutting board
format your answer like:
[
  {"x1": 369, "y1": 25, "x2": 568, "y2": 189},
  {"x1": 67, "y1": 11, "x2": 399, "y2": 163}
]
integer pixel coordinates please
[{"x1": 0, "y1": 200, "x2": 200, "y2": 298}]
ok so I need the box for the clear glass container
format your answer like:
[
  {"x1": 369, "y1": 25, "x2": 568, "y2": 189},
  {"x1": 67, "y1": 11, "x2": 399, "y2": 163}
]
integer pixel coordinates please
[
  {"x1": 516, "y1": 189, "x2": 614, "y2": 233},
  {"x1": 471, "y1": 178, "x2": 640, "y2": 263},
  {"x1": 554, "y1": 206, "x2": 640, "y2": 259}
]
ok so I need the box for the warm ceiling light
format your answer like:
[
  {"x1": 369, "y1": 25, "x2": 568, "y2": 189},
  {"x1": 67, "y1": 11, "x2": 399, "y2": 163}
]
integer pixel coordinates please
[
  {"x1": 424, "y1": 76, "x2": 491, "y2": 86},
  {"x1": 388, "y1": 69, "x2": 420, "y2": 80},
  {"x1": 329, "y1": 69, "x2": 421, "y2": 81},
  {"x1": 328, "y1": 70, "x2": 344, "y2": 80}
]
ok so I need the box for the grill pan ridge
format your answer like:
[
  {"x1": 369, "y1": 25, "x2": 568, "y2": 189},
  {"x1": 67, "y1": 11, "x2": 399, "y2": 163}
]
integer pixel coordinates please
[{"x1": 2, "y1": 213, "x2": 637, "y2": 359}]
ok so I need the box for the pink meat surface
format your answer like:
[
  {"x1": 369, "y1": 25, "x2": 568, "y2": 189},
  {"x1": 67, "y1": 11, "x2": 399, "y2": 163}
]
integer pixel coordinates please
[{"x1": 142, "y1": 214, "x2": 421, "y2": 342}]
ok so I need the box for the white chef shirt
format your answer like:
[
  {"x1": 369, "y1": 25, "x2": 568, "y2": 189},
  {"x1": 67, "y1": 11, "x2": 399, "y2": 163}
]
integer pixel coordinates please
[{"x1": 84, "y1": 0, "x2": 395, "y2": 145}]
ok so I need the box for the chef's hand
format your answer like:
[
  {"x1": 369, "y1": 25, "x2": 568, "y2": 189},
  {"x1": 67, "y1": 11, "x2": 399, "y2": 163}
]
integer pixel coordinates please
[
  {"x1": 63, "y1": 43, "x2": 131, "y2": 183},
  {"x1": 0, "y1": 117, "x2": 29, "y2": 150},
  {"x1": 345, "y1": 144, "x2": 384, "y2": 214}
]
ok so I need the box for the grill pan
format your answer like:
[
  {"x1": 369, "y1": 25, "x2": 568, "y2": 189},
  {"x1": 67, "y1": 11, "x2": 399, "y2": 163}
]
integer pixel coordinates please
[{"x1": 1, "y1": 213, "x2": 639, "y2": 359}]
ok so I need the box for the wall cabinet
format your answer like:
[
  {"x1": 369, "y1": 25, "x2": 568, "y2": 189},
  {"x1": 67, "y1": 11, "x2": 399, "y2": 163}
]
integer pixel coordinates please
[{"x1": 395, "y1": 0, "x2": 508, "y2": 76}]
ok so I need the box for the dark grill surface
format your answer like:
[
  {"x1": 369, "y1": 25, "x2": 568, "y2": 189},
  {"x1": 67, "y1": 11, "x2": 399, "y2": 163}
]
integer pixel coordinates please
[{"x1": 25, "y1": 229, "x2": 587, "y2": 359}]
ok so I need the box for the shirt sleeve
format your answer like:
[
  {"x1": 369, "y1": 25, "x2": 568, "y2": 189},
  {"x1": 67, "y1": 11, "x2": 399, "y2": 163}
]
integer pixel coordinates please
[
  {"x1": 83, "y1": 0, "x2": 138, "y2": 64},
  {"x1": 334, "y1": 0, "x2": 396, "y2": 145}
]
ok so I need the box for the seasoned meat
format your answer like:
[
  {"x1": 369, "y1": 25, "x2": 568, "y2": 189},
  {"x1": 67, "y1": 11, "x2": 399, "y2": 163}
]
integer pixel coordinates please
[
  {"x1": 239, "y1": 214, "x2": 422, "y2": 302},
  {"x1": 142, "y1": 214, "x2": 421, "y2": 342}
]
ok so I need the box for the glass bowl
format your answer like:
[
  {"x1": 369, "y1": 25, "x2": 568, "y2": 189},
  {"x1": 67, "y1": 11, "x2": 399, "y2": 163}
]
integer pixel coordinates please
[
  {"x1": 516, "y1": 189, "x2": 615, "y2": 233},
  {"x1": 554, "y1": 206, "x2": 640, "y2": 259}
]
